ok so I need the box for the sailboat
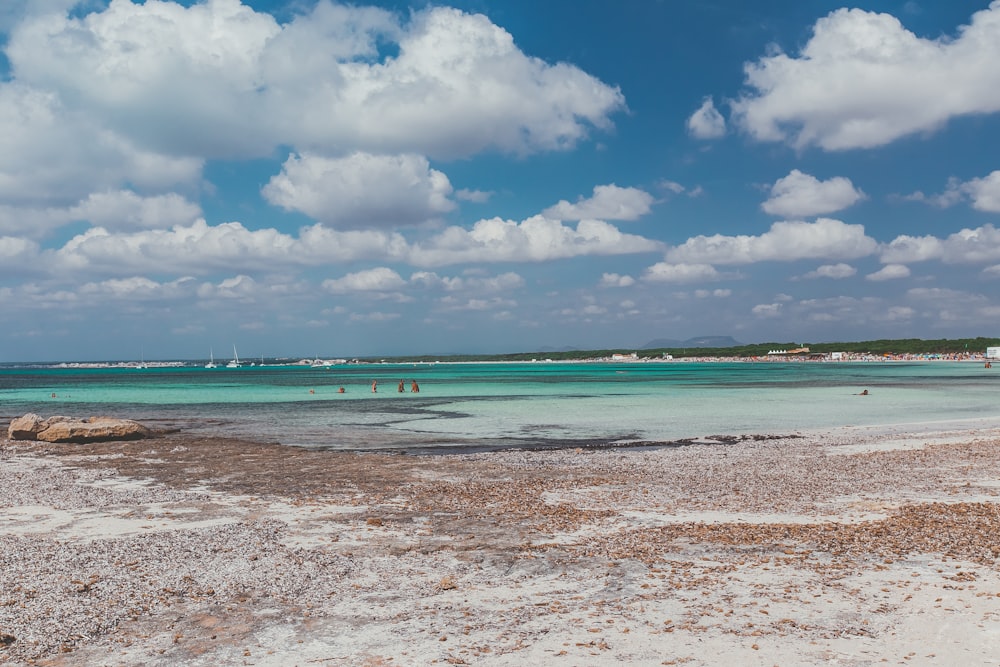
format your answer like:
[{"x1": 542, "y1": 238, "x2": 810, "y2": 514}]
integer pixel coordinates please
[
  {"x1": 226, "y1": 345, "x2": 241, "y2": 369},
  {"x1": 205, "y1": 349, "x2": 217, "y2": 369},
  {"x1": 136, "y1": 348, "x2": 148, "y2": 370}
]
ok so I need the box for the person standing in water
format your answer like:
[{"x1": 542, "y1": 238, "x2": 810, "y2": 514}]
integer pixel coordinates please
[
  {"x1": 371, "y1": 379, "x2": 377, "y2": 393},
  {"x1": 398, "y1": 379, "x2": 405, "y2": 392},
  {"x1": 411, "y1": 380, "x2": 419, "y2": 393}
]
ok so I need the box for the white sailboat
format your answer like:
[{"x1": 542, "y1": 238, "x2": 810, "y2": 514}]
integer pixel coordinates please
[
  {"x1": 205, "y1": 349, "x2": 217, "y2": 369},
  {"x1": 226, "y1": 345, "x2": 241, "y2": 368}
]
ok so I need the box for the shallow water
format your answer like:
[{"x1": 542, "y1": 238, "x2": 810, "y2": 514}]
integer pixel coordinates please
[{"x1": 2, "y1": 361, "x2": 999, "y2": 452}]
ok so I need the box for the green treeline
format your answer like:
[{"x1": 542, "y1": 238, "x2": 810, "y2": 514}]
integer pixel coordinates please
[{"x1": 371, "y1": 337, "x2": 1000, "y2": 363}]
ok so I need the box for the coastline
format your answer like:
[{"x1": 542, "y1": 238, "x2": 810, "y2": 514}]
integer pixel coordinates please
[{"x1": 3, "y1": 424, "x2": 1000, "y2": 665}]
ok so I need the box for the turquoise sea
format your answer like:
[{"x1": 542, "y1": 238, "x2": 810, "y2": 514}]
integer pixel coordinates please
[{"x1": 2, "y1": 361, "x2": 999, "y2": 452}]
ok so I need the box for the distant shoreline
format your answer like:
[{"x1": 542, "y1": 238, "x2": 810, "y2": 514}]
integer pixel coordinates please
[{"x1": 1, "y1": 352, "x2": 994, "y2": 370}]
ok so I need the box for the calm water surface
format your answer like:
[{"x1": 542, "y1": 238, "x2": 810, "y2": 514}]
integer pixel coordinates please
[{"x1": 2, "y1": 361, "x2": 998, "y2": 452}]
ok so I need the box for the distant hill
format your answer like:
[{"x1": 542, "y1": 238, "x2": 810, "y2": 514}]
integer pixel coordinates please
[{"x1": 642, "y1": 336, "x2": 742, "y2": 349}]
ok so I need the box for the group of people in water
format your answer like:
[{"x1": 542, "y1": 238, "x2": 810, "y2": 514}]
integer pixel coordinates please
[
  {"x1": 309, "y1": 379, "x2": 420, "y2": 394},
  {"x1": 370, "y1": 379, "x2": 419, "y2": 393}
]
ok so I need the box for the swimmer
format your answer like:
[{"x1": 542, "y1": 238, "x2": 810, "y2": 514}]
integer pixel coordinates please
[
  {"x1": 371, "y1": 379, "x2": 378, "y2": 393},
  {"x1": 410, "y1": 380, "x2": 419, "y2": 393},
  {"x1": 309, "y1": 389, "x2": 315, "y2": 394},
  {"x1": 338, "y1": 387, "x2": 345, "y2": 393},
  {"x1": 398, "y1": 379, "x2": 405, "y2": 393},
  {"x1": 859, "y1": 389, "x2": 869, "y2": 396}
]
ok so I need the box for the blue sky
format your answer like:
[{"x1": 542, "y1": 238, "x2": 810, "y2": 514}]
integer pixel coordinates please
[{"x1": 1, "y1": 0, "x2": 1000, "y2": 361}]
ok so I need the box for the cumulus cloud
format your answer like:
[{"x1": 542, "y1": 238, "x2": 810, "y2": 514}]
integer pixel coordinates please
[
  {"x1": 79, "y1": 276, "x2": 197, "y2": 300},
  {"x1": 69, "y1": 191, "x2": 202, "y2": 231},
  {"x1": 866, "y1": 264, "x2": 911, "y2": 281},
  {"x1": 542, "y1": 184, "x2": 655, "y2": 222},
  {"x1": 802, "y1": 263, "x2": 857, "y2": 279},
  {"x1": 0, "y1": 236, "x2": 40, "y2": 272},
  {"x1": 732, "y1": 5, "x2": 1000, "y2": 150},
  {"x1": 761, "y1": 170, "x2": 865, "y2": 217},
  {"x1": 410, "y1": 270, "x2": 524, "y2": 292},
  {"x1": 667, "y1": 218, "x2": 877, "y2": 265},
  {"x1": 686, "y1": 97, "x2": 726, "y2": 139},
  {"x1": 600, "y1": 273, "x2": 636, "y2": 287},
  {"x1": 0, "y1": 84, "x2": 204, "y2": 210},
  {"x1": 407, "y1": 216, "x2": 662, "y2": 267},
  {"x1": 262, "y1": 152, "x2": 455, "y2": 229},
  {"x1": 961, "y1": 171, "x2": 1000, "y2": 212},
  {"x1": 641, "y1": 262, "x2": 722, "y2": 283},
  {"x1": 322, "y1": 267, "x2": 407, "y2": 293},
  {"x1": 903, "y1": 172, "x2": 1000, "y2": 211},
  {"x1": 880, "y1": 234, "x2": 944, "y2": 264},
  {"x1": 882, "y1": 224, "x2": 1000, "y2": 265},
  {"x1": 42, "y1": 213, "x2": 661, "y2": 278},
  {"x1": 6, "y1": 2, "x2": 625, "y2": 161}
]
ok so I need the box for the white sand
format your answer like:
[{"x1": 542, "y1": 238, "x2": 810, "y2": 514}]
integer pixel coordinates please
[{"x1": 3, "y1": 425, "x2": 1000, "y2": 666}]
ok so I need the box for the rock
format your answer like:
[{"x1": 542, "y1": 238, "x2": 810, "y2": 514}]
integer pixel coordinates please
[
  {"x1": 7, "y1": 413, "x2": 46, "y2": 440},
  {"x1": 7, "y1": 414, "x2": 152, "y2": 443}
]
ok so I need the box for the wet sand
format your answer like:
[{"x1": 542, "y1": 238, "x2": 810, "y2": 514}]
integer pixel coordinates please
[{"x1": 3, "y1": 425, "x2": 1000, "y2": 665}]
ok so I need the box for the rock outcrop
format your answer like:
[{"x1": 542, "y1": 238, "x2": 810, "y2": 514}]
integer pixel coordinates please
[{"x1": 7, "y1": 413, "x2": 152, "y2": 443}]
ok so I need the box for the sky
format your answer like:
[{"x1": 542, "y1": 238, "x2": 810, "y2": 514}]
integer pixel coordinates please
[{"x1": 2, "y1": 0, "x2": 1000, "y2": 361}]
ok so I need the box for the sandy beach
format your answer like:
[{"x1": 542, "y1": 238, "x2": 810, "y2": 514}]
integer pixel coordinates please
[{"x1": 3, "y1": 424, "x2": 1000, "y2": 666}]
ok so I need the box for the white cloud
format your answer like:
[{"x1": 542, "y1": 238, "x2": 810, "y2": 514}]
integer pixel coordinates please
[
  {"x1": 600, "y1": 273, "x2": 636, "y2": 287},
  {"x1": 667, "y1": 218, "x2": 877, "y2": 265},
  {"x1": 732, "y1": 5, "x2": 1000, "y2": 150},
  {"x1": 963, "y1": 171, "x2": 1000, "y2": 212},
  {"x1": 904, "y1": 172, "x2": 1000, "y2": 211},
  {"x1": 761, "y1": 170, "x2": 865, "y2": 217},
  {"x1": 641, "y1": 263, "x2": 721, "y2": 283},
  {"x1": 7, "y1": 2, "x2": 624, "y2": 161},
  {"x1": 802, "y1": 263, "x2": 857, "y2": 279},
  {"x1": 79, "y1": 276, "x2": 196, "y2": 300},
  {"x1": 686, "y1": 97, "x2": 726, "y2": 139},
  {"x1": 323, "y1": 267, "x2": 407, "y2": 293},
  {"x1": 263, "y1": 152, "x2": 455, "y2": 229},
  {"x1": 438, "y1": 296, "x2": 518, "y2": 312},
  {"x1": 886, "y1": 306, "x2": 915, "y2": 320},
  {"x1": 411, "y1": 271, "x2": 524, "y2": 293},
  {"x1": 694, "y1": 289, "x2": 731, "y2": 298},
  {"x1": 0, "y1": 84, "x2": 204, "y2": 209},
  {"x1": 880, "y1": 234, "x2": 944, "y2": 263},
  {"x1": 0, "y1": 236, "x2": 40, "y2": 270},
  {"x1": 752, "y1": 303, "x2": 782, "y2": 317},
  {"x1": 407, "y1": 216, "x2": 662, "y2": 267},
  {"x1": 197, "y1": 275, "x2": 260, "y2": 300},
  {"x1": 41, "y1": 212, "x2": 661, "y2": 279},
  {"x1": 657, "y1": 180, "x2": 703, "y2": 198},
  {"x1": 455, "y1": 189, "x2": 493, "y2": 203},
  {"x1": 882, "y1": 224, "x2": 1000, "y2": 265},
  {"x1": 542, "y1": 184, "x2": 655, "y2": 222},
  {"x1": 866, "y1": 264, "x2": 911, "y2": 281},
  {"x1": 69, "y1": 190, "x2": 202, "y2": 231}
]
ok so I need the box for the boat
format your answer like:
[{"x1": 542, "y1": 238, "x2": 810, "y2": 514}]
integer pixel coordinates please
[
  {"x1": 205, "y1": 349, "x2": 217, "y2": 369},
  {"x1": 136, "y1": 348, "x2": 148, "y2": 370},
  {"x1": 226, "y1": 345, "x2": 241, "y2": 369}
]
